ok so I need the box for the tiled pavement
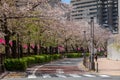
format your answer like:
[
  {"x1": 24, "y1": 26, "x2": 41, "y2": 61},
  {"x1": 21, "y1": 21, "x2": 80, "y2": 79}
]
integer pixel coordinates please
[{"x1": 97, "y1": 58, "x2": 120, "y2": 76}]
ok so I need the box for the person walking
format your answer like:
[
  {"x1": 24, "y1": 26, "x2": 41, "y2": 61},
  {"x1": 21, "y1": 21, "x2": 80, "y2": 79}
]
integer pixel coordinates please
[{"x1": 94, "y1": 54, "x2": 98, "y2": 62}]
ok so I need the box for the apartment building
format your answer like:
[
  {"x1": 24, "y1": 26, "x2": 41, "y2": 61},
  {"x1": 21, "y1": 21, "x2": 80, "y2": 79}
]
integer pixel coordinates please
[
  {"x1": 71, "y1": 0, "x2": 97, "y2": 20},
  {"x1": 71, "y1": 0, "x2": 119, "y2": 33}
]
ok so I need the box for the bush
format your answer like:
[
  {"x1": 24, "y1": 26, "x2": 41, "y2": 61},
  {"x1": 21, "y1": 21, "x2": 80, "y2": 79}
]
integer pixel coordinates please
[
  {"x1": 86, "y1": 53, "x2": 90, "y2": 57},
  {"x1": 45, "y1": 55, "x2": 51, "y2": 62},
  {"x1": 97, "y1": 51, "x2": 104, "y2": 56},
  {"x1": 52, "y1": 54, "x2": 61, "y2": 60},
  {"x1": 22, "y1": 57, "x2": 35, "y2": 66},
  {"x1": 34, "y1": 55, "x2": 46, "y2": 63},
  {"x1": 4, "y1": 54, "x2": 62, "y2": 71},
  {"x1": 4, "y1": 59, "x2": 27, "y2": 71},
  {"x1": 66, "y1": 53, "x2": 82, "y2": 58}
]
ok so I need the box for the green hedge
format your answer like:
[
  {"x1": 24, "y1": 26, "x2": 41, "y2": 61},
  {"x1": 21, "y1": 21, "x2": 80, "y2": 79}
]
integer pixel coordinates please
[
  {"x1": 34, "y1": 55, "x2": 46, "y2": 63},
  {"x1": 66, "y1": 53, "x2": 83, "y2": 58},
  {"x1": 4, "y1": 59, "x2": 27, "y2": 71},
  {"x1": 4, "y1": 54, "x2": 61, "y2": 71},
  {"x1": 66, "y1": 53, "x2": 90, "y2": 58},
  {"x1": 22, "y1": 57, "x2": 35, "y2": 66},
  {"x1": 97, "y1": 51, "x2": 104, "y2": 56},
  {"x1": 51, "y1": 54, "x2": 61, "y2": 60},
  {"x1": 86, "y1": 53, "x2": 90, "y2": 57}
]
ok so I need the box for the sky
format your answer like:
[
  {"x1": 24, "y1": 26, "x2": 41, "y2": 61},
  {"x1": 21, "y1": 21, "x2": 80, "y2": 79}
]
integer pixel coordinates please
[{"x1": 61, "y1": 0, "x2": 70, "y2": 4}]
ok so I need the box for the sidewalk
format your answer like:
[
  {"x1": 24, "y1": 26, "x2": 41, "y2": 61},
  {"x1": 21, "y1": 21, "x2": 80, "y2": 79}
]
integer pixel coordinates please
[{"x1": 97, "y1": 58, "x2": 120, "y2": 76}]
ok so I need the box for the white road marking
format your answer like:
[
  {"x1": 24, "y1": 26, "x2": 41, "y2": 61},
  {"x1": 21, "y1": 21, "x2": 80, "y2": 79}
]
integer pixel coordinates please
[
  {"x1": 83, "y1": 74, "x2": 96, "y2": 77},
  {"x1": 56, "y1": 69, "x2": 64, "y2": 74},
  {"x1": 33, "y1": 65, "x2": 44, "y2": 74},
  {"x1": 28, "y1": 74, "x2": 37, "y2": 79},
  {"x1": 56, "y1": 74, "x2": 67, "y2": 78},
  {"x1": 69, "y1": 74, "x2": 82, "y2": 77},
  {"x1": 43, "y1": 74, "x2": 51, "y2": 78},
  {"x1": 62, "y1": 62, "x2": 71, "y2": 64},
  {"x1": 99, "y1": 75, "x2": 110, "y2": 77},
  {"x1": 27, "y1": 65, "x2": 43, "y2": 78}
]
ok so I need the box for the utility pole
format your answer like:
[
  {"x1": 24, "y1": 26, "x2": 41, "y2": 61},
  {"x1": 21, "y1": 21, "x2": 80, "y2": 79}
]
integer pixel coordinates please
[{"x1": 90, "y1": 17, "x2": 95, "y2": 70}]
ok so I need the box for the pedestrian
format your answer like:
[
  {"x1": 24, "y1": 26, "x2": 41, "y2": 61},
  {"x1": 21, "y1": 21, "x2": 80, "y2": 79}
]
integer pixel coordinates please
[{"x1": 94, "y1": 54, "x2": 98, "y2": 62}]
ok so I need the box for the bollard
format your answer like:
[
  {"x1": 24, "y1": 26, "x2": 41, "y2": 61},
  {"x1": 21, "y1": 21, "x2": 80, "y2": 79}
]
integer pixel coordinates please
[{"x1": 96, "y1": 62, "x2": 98, "y2": 72}]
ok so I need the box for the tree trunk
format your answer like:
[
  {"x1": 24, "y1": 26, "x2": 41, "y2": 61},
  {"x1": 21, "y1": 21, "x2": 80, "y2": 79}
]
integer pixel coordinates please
[
  {"x1": 34, "y1": 43, "x2": 38, "y2": 55},
  {"x1": 4, "y1": 35, "x2": 10, "y2": 58},
  {"x1": 71, "y1": 44, "x2": 75, "y2": 52},
  {"x1": 3, "y1": 14, "x2": 11, "y2": 58},
  {"x1": 65, "y1": 41, "x2": 68, "y2": 53},
  {"x1": 19, "y1": 43, "x2": 23, "y2": 57},
  {"x1": 27, "y1": 43, "x2": 30, "y2": 56},
  {"x1": 11, "y1": 40, "x2": 17, "y2": 58},
  {"x1": 39, "y1": 40, "x2": 42, "y2": 54}
]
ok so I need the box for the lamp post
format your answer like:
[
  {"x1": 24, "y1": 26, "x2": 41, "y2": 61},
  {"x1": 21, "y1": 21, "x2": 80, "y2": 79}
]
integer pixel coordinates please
[
  {"x1": 83, "y1": 30, "x2": 86, "y2": 66},
  {"x1": 90, "y1": 17, "x2": 95, "y2": 70}
]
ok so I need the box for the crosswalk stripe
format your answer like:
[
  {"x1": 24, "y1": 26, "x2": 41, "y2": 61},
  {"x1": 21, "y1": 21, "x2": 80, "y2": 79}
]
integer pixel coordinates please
[
  {"x1": 69, "y1": 74, "x2": 82, "y2": 77},
  {"x1": 99, "y1": 75, "x2": 110, "y2": 77},
  {"x1": 56, "y1": 74, "x2": 67, "y2": 78},
  {"x1": 56, "y1": 69, "x2": 64, "y2": 74},
  {"x1": 83, "y1": 74, "x2": 96, "y2": 77},
  {"x1": 28, "y1": 74, "x2": 111, "y2": 78},
  {"x1": 28, "y1": 74, "x2": 37, "y2": 79},
  {"x1": 43, "y1": 74, "x2": 51, "y2": 78}
]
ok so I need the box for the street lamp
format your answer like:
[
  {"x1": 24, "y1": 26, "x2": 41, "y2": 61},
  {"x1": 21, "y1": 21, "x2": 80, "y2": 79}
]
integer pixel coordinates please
[
  {"x1": 83, "y1": 30, "x2": 86, "y2": 66},
  {"x1": 90, "y1": 17, "x2": 95, "y2": 70}
]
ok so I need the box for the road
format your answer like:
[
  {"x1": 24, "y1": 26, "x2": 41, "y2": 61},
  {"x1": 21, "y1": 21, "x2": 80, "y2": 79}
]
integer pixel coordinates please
[{"x1": 2, "y1": 58, "x2": 120, "y2": 80}]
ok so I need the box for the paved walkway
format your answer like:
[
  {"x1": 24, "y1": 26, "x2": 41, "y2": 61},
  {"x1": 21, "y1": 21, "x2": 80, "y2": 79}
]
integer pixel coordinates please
[{"x1": 97, "y1": 58, "x2": 120, "y2": 76}]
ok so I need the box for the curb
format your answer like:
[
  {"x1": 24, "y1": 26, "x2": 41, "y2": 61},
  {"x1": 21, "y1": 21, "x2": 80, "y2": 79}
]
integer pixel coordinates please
[{"x1": 0, "y1": 72, "x2": 9, "y2": 79}]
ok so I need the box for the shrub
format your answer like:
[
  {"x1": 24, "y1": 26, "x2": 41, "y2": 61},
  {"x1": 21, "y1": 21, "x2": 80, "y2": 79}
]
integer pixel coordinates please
[
  {"x1": 52, "y1": 54, "x2": 59, "y2": 60},
  {"x1": 34, "y1": 55, "x2": 46, "y2": 63},
  {"x1": 22, "y1": 57, "x2": 35, "y2": 66},
  {"x1": 86, "y1": 53, "x2": 90, "y2": 57},
  {"x1": 4, "y1": 54, "x2": 62, "y2": 71},
  {"x1": 44, "y1": 55, "x2": 51, "y2": 62},
  {"x1": 4, "y1": 59, "x2": 27, "y2": 71},
  {"x1": 97, "y1": 51, "x2": 104, "y2": 56},
  {"x1": 66, "y1": 53, "x2": 82, "y2": 58}
]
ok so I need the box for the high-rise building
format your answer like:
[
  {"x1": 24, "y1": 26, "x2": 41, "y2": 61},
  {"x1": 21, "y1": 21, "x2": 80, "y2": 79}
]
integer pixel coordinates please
[
  {"x1": 70, "y1": 0, "x2": 120, "y2": 33},
  {"x1": 97, "y1": 0, "x2": 118, "y2": 33},
  {"x1": 71, "y1": 0, "x2": 97, "y2": 20}
]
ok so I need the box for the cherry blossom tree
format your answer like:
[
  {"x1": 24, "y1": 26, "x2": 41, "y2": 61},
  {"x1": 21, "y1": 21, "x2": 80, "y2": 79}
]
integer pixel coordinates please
[{"x1": 0, "y1": 0, "x2": 111, "y2": 57}]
